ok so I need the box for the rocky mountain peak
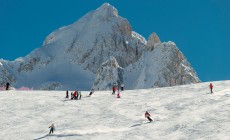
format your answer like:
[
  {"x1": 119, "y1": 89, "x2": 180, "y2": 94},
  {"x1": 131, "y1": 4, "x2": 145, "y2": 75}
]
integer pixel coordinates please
[
  {"x1": 147, "y1": 32, "x2": 161, "y2": 50},
  {"x1": 0, "y1": 3, "x2": 200, "y2": 90},
  {"x1": 95, "y1": 3, "x2": 119, "y2": 19}
]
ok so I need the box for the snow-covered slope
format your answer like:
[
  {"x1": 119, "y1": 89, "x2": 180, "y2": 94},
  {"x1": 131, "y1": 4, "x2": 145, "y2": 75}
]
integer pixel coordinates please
[
  {"x1": 0, "y1": 3, "x2": 199, "y2": 90},
  {"x1": 0, "y1": 81, "x2": 229, "y2": 139}
]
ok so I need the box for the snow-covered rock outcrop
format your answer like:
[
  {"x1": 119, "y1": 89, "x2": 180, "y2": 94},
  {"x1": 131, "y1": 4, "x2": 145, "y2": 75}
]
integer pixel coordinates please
[
  {"x1": 0, "y1": 60, "x2": 15, "y2": 86},
  {"x1": 125, "y1": 41, "x2": 200, "y2": 89},
  {"x1": 93, "y1": 57, "x2": 124, "y2": 90},
  {"x1": 0, "y1": 3, "x2": 200, "y2": 90}
]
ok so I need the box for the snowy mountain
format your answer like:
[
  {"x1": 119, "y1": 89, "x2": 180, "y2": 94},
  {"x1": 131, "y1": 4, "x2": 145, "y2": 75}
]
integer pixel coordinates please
[
  {"x1": 0, "y1": 81, "x2": 229, "y2": 139},
  {"x1": 124, "y1": 41, "x2": 200, "y2": 89},
  {"x1": 0, "y1": 3, "x2": 199, "y2": 90}
]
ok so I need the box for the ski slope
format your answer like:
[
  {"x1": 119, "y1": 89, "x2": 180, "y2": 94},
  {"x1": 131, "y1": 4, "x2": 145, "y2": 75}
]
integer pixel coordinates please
[{"x1": 0, "y1": 81, "x2": 229, "y2": 140}]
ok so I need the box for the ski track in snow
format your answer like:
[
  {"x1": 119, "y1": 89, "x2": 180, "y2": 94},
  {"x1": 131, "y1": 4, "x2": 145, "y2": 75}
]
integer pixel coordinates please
[{"x1": 0, "y1": 81, "x2": 230, "y2": 140}]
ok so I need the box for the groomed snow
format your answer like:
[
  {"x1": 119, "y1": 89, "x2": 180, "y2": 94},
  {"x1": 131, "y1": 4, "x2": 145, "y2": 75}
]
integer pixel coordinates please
[{"x1": 0, "y1": 81, "x2": 229, "y2": 140}]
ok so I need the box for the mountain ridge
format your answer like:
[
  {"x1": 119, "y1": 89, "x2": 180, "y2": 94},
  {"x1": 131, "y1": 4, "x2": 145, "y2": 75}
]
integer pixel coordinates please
[{"x1": 0, "y1": 3, "x2": 200, "y2": 90}]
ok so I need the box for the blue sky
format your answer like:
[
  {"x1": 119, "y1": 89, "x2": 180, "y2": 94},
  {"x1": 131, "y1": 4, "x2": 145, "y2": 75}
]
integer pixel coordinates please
[{"x1": 0, "y1": 0, "x2": 230, "y2": 82}]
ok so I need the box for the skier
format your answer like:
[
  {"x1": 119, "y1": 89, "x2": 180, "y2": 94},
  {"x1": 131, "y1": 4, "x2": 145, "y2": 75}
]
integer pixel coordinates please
[
  {"x1": 117, "y1": 89, "x2": 121, "y2": 98},
  {"x1": 145, "y1": 111, "x2": 153, "y2": 122},
  {"x1": 66, "y1": 90, "x2": 69, "y2": 98},
  {"x1": 89, "y1": 89, "x2": 94, "y2": 96},
  {"x1": 71, "y1": 92, "x2": 74, "y2": 100},
  {"x1": 5, "y1": 82, "x2": 10, "y2": 90},
  {"x1": 48, "y1": 123, "x2": 55, "y2": 134},
  {"x1": 76, "y1": 91, "x2": 80, "y2": 99},
  {"x1": 121, "y1": 83, "x2": 124, "y2": 91},
  {"x1": 209, "y1": 83, "x2": 213, "y2": 93},
  {"x1": 112, "y1": 85, "x2": 116, "y2": 94},
  {"x1": 78, "y1": 91, "x2": 82, "y2": 99},
  {"x1": 73, "y1": 91, "x2": 77, "y2": 99}
]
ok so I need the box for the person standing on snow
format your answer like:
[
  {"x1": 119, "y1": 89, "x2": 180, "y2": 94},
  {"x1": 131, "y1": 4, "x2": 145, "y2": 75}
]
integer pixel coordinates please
[
  {"x1": 117, "y1": 89, "x2": 121, "y2": 98},
  {"x1": 76, "y1": 91, "x2": 79, "y2": 99},
  {"x1": 78, "y1": 91, "x2": 82, "y2": 99},
  {"x1": 5, "y1": 82, "x2": 10, "y2": 90},
  {"x1": 112, "y1": 85, "x2": 116, "y2": 95},
  {"x1": 48, "y1": 123, "x2": 55, "y2": 134},
  {"x1": 66, "y1": 90, "x2": 69, "y2": 98},
  {"x1": 209, "y1": 83, "x2": 213, "y2": 93},
  {"x1": 121, "y1": 83, "x2": 124, "y2": 91},
  {"x1": 89, "y1": 89, "x2": 94, "y2": 96},
  {"x1": 71, "y1": 92, "x2": 74, "y2": 100},
  {"x1": 145, "y1": 111, "x2": 153, "y2": 122},
  {"x1": 73, "y1": 91, "x2": 78, "y2": 100}
]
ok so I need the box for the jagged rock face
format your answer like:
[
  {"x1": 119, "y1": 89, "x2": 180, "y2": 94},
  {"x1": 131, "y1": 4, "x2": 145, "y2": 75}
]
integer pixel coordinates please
[
  {"x1": 124, "y1": 42, "x2": 200, "y2": 89},
  {"x1": 0, "y1": 61, "x2": 15, "y2": 86},
  {"x1": 0, "y1": 3, "x2": 200, "y2": 90},
  {"x1": 147, "y1": 32, "x2": 161, "y2": 51},
  {"x1": 160, "y1": 44, "x2": 200, "y2": 86},
  {"x1": 93, "y1": 57, "x2": 124, "y2": 90}
]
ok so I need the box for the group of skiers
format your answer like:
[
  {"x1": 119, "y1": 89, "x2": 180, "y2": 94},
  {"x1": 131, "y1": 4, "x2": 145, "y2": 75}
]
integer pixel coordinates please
[
  {"x1": 112, "y1": 85, "x2": 120, "y2": 98},
  {"x1": 1, "y1": 81, "x2": 214, "y2": 134},
  {"x1": 47, "y1": 82, "x2": 214, "y2": 134},
  {"x1": 112, "y1": 83, "x2": 124, "y2": 98},
  {"x1": 112, "y1": 84, "x2": 124, "y2": 94},
  {"x1": 65, "y1": 89, "x2": 95, "y2": 100},
  {"x1": 65, "y1": 90, "x2": 82, "y2": 100}
]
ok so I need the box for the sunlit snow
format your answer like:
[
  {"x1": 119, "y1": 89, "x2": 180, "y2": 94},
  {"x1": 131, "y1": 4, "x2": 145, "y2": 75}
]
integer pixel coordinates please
[{"x1": 0, "y1": 81, "x2": 229, "y2": 139}]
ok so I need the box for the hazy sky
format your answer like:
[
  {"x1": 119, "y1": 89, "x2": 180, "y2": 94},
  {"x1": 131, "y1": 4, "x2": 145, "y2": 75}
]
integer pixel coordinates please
[{"x1": 0, "y1": 0, "x2": 230, "y2": 82}]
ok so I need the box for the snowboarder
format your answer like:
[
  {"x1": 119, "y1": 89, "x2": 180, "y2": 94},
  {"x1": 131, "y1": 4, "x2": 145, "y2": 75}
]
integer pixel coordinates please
[
  {"x1": 89, "y1": 89, "x2": 94, "y2": 96},
  {"x1": 48, "y1": 123, "x2": 55, "y2": 134},
  {"x1": 209, "y1": 83, "x2": 213, "y2": 93},
  {"x1": 5, "y1": 82, "x2": 10, "y2": 90},
  {"x1": 121, "y1": 83, "x2": 124, "y2": 91},
  {"x1": 145, "y1": 111, "x2": 153, "y2": 122},
  {"x1": 66, "y1": 90, "x2": 69, "y2": 98},
  {"x1": 112, "y1": 85, "x2": 116, "y2": 94},
  {"x1": 117, "y1": 89, "x2": 121, "y2": 98}
]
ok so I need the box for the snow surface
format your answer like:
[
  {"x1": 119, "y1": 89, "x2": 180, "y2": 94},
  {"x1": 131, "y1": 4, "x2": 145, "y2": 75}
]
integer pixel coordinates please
[{"x1": 0, "y1": 81, "x2": 229, "y2": 140}]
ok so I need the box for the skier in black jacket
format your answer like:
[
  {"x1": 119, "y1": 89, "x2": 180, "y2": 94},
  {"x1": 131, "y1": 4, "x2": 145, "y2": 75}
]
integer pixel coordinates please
[{"x1": 5, "y1": 82, "x2": 10, "y2": 90}]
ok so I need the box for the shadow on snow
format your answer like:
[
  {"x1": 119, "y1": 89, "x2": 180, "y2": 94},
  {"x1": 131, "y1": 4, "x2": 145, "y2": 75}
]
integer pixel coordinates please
[
  {"x1": 130, "y1": 121, "x2": 151, "y2": 127},
  {"x1": 34, "y1": 133, "x2": 82, "y2": 140}
]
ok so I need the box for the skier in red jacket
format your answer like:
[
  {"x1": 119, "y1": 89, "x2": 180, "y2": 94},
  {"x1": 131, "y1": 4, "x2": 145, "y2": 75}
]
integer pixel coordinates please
[
  {"x1": 209, "y1": 83, "x2": 213, "y2": 93},
  {"x1": 72, "y1": 91, "x2": 77, "y2": 99},
  {"x1": 112, "y1": 86, "x2": 116, "y2": 94},
  {"x1": 145, "y1": 111, "x2": 153, "y2": 122}
]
